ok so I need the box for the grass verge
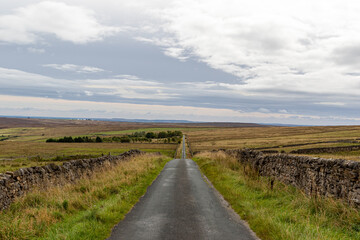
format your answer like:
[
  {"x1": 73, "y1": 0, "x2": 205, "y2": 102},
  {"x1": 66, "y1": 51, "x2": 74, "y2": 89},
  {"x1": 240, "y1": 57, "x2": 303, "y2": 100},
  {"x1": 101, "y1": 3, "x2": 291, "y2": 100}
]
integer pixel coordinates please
[
  {"x1": 194, "y1": 151, "x2": 360, "y2": 240},
  {"x1": 0, "y1": 153, "x2": 171, "y2": 240}
]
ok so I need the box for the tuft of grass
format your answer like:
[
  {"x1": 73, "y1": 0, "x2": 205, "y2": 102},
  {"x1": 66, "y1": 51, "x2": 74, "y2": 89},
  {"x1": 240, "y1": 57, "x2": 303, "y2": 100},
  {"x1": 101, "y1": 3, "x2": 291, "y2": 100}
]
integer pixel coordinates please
[
  {"x1": 62, "y1": 200, "x2": 69, "y2": 211},
  {"x1": 194, "y1": 151, "x2": 360, "y2": 240},
  {"x1": 0, "y1": 154, "x2": 171, "y2": 240}
]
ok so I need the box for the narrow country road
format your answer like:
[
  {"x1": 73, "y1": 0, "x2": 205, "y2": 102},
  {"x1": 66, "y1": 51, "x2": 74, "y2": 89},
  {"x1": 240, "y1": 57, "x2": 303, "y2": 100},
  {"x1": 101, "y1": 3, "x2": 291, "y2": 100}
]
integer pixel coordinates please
[{"x1": 107, "y1": 136, "x2": 258, "y2": 240}]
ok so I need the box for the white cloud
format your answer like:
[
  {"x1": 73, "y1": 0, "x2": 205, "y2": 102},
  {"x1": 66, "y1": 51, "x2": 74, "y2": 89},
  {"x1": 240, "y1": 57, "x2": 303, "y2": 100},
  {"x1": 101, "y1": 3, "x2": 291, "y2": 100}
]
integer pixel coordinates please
[
  {"x1": 163, "y1": 47, "x2": 188, "y2": 61},
  {"x1": 83, "y1": 78, "x2": 177, "y2": 100},
  {"x1": 0, "y1": 1, "x2": 120, "y2": 44},
  {"x1": 134, "y1": 36, "x2": 189, "y2": 61},
  {"x1": 114, "y1": 74, "x2": 140, "y2": 80},
  {"x1": 315, "y1": 102, "x2": 346, "y2": 106},
  {"x1": 278, "y1": 109, "x2": 288, "y2": 113},
  {"x1": 0, "y1": 67, "x2": 175, "y2": 100},
  {"x1": 84, "y1": 90, "x2": 94, "y2": 96},
  {"x1": 43, "y1": 64, "x2": 105, "y2": 73},
  {"x1": 132, "y1": 0, "x2": 360, "y2": 98}
]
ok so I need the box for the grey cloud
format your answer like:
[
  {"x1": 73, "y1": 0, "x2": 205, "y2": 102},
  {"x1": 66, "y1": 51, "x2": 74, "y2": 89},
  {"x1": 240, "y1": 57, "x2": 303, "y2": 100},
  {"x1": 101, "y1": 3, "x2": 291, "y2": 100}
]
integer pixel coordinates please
[
  {"x1": 1, "y1": 66, "x2": 358, "y2": 121},
  {"x1": 345, "y1": 72, "x2": 360, "y2": 76},
  {"x1": 235, "y1": 26, "x2": 285, "y2": 53},
  {"x1": 298, "y1": 38, "x2": 312, "y2": 46},
  {"x1": 27, "y1": 47, "x2": 45, "y2": 54},
  {"x1": 333, "y1": 45, "x2": 360, "y2": 66},
  {"x1": 289, "y1": 68, "x2": 307, "y2": 75},
  {"x1": 1, "y1": 1, "x2": 360, "y2": 125}
]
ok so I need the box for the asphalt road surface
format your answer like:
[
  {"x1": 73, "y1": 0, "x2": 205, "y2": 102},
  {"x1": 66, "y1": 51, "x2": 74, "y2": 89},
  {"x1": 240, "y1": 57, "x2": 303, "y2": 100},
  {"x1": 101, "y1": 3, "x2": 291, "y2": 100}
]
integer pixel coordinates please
[{"x1": 108, "y1": 137, "x2": 258, "y2": 240}]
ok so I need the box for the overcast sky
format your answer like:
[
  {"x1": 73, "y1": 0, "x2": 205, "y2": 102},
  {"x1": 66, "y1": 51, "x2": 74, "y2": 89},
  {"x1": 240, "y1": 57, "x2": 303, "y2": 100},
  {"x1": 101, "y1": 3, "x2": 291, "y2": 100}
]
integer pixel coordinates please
[{"x1": 1, "y1": 0, "x2": 359, "y2": 125}]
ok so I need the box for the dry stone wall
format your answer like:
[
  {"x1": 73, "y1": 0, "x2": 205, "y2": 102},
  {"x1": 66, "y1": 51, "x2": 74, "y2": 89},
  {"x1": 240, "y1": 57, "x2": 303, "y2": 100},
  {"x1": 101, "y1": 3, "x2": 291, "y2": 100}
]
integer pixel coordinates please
[
  {"x1": 0, "y1": 150, "x2": 142, "y2": 210},
  {"x1": 290, "y1": 145, "x2": 360, "y2": 154},
  {"x1": 225, "y1": 149, "x2": 360, "y2": 205},
  {"x1": 252, "y1": 139, "x2": 358, "y2": 151}
]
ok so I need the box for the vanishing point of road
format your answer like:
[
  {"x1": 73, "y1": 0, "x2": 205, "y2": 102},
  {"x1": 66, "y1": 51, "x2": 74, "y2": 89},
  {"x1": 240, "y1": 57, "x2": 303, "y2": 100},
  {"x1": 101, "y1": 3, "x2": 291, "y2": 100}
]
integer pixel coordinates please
[{"x1": 108, "y1": 136, "x2": 259, "y2": 240}]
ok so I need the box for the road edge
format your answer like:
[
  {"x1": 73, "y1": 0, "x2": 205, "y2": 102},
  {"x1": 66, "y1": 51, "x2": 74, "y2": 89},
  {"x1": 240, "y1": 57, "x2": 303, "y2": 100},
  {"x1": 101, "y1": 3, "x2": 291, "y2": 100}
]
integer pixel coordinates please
[{"x1": 197, "y1": 164, "x2": 261, "y2": 240}]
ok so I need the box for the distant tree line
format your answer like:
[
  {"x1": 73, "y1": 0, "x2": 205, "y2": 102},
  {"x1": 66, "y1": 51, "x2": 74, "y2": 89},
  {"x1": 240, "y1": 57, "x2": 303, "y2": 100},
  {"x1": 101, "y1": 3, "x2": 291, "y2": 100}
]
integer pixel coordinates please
[
  {"x1": 46, "y1": 130, "x2": 183, "y2": 143},
  {"x1": 129, "y1": 130, "x2": 183, "y2": 139}
]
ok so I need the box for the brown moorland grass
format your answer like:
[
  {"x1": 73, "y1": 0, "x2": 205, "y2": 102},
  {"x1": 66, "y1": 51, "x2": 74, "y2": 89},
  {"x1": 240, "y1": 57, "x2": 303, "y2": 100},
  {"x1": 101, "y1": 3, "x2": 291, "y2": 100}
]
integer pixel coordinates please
[
  {"x1": 0, "y1": 117, "x2": 208, "y2": 143},
  {"x1": 0, "y1": 142, "x2": 177, "y2": 159},
  {"x1": 186, "y1": 125, "x2": 360, "y2": 160},
  {"x1": 0, "y1": 142, "x2": 177, "y2": 173},
  {"x1": 2, "y1": 118, "x2": 262, "y2": 173},
  {"x1": 304, "y1": 150, "x2": 360, "y2": 161},
  {"x1": 0, "y1": 118, "x2": 200, "y2": 173},
  {"x1": 2, "y1": 117, "x2": 360, "y2": 165}
]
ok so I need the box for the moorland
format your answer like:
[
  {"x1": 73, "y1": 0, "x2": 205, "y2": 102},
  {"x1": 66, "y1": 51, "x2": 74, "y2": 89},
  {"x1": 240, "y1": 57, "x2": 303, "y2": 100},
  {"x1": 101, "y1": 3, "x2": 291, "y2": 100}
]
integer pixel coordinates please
[
  {"x1": 2, "y1": 117, "x2": 360, "y2": 174},
  {"x1": 1, "y1": 117, "x2": 360, "y2": 240}
]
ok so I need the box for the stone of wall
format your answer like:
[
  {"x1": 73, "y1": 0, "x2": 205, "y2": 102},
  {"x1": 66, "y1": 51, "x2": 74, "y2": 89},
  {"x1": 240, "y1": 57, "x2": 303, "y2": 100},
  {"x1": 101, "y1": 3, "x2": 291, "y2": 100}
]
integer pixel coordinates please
[
  {"x1": 185, "y1": 136, "x2": 193, "y2": 157},
  {"x1": 260, "y1": 150, "x2": 279, "y2": 154},
  {"x1": 224, "y1": 149, "x2": 360, "y2": 205},
  {"x1": 252, "y1": 139, "x2": 358, "y2": 151},
  {"x1": 0, "y1": 150, "x2": 142, "y2": 210},
  {"x1": 290, "y1": 145, "x2": 360, "y2": 154}
]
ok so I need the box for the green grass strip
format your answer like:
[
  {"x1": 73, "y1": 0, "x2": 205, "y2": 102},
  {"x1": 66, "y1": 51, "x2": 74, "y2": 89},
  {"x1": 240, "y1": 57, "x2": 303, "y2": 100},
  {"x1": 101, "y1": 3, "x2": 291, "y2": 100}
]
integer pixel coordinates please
[
  {"x1": 0, "y1": 155, "x2": 170, "y2": 240},
  {"x1": 40, "y1": 158, "x2": 169, "y2": 240},
  {"x1": 194, "y1": 155, "x2": 360, "y2": 240}
]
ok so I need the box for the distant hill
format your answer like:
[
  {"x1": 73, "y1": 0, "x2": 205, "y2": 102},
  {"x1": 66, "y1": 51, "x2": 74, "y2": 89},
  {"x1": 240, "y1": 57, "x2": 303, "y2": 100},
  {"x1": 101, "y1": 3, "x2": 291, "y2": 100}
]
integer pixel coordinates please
[
  {"x1": 92, "y1": 118, "x2": 197, "y2": 123},
  {"x1": 260, "y1": 123, "x2": 314, "y2": 127},
  {"x1": 179, "y1": 122, "x2": 267, "y2": 127},
  {"x1": 0, "y1": 116, "x2": 269, "y2": 129}
]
